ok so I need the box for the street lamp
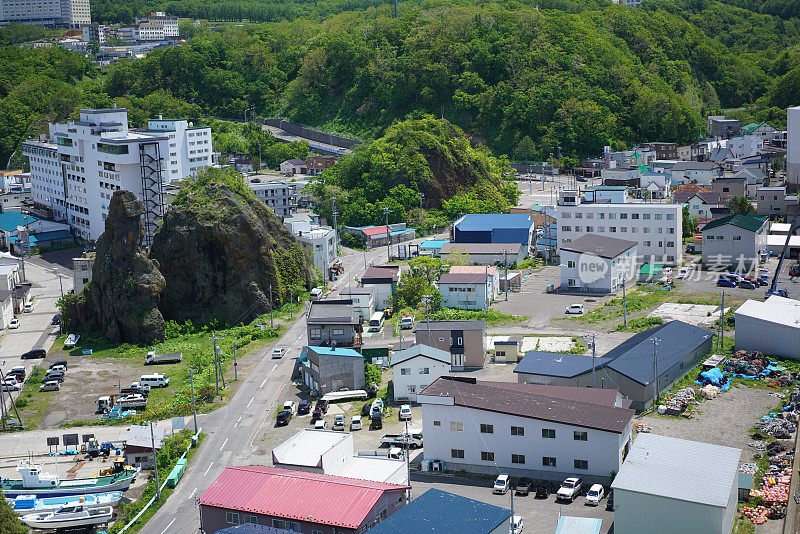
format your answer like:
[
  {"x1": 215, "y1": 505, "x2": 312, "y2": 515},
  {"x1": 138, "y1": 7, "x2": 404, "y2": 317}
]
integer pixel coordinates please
[{"x1": 383, "y1": 207, "x2": 391, "y2": 263}]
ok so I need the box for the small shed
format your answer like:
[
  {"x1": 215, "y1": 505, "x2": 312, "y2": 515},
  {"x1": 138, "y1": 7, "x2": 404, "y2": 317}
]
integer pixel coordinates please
[
  {"x1": 361, "y1": 340, "x2": 390, "y2": 366},
  {"x1": 499, "y1": 272, "x2": 521, "y2": 293},
  {"x1": 638, "y1": 263, "x2": 664, "y2": 283},
  {"x1": 492, "y1": 335, "x2": 523, "y2": 363},
  {"x1": 554, "y1": 516, "x2": 602, "y2": 534},
  {"x1": 125, "y1": 425, "x2": 167, "y2": 470},
  {"x1": 738, "y1": 472, "x2": 754, "y2": 502}
]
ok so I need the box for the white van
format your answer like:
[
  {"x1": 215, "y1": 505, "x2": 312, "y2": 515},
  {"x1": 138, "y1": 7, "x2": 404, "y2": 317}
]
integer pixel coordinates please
[
  {"x1": 139, "y1": 374, "x2": 170, "y2": 388},
  {"x1": 310, "y1": 287, "x2": 324, "y2": 300},
  {"x1": 368, "y1": 312, "x2": 384, "y2": 332}
]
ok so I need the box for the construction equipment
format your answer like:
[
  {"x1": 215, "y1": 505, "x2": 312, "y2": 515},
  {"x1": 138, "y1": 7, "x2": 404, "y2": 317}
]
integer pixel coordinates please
[{"x1": 767, "y1": 220, "x2": 799, "y2": 298}]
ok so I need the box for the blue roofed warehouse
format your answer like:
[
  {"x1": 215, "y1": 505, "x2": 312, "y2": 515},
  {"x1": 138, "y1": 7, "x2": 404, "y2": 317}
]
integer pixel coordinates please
[{"x1": 452, "y1": 214, "x2": 535, "y2": 249}]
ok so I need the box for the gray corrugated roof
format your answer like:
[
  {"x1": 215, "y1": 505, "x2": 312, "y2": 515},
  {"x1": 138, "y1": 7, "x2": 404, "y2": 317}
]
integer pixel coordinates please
[
  {"x1": 391, "y1": 344, "x2": 451, "y2": 366},
  {"x1": 604, "y1": 321, "x2": 713, "y2": 385},
  {"x1": 307, "y1": 300, "x2": 359, "y2": 324},
  {"x1": 514, "y1": 351, "x2": 614, "y2": 378},
  {"x1": 419, "y1": 377, "x2": 633, "y2": 433},
  {"x1": 611, "y1": 433, "x2": 740, "y2": 507},
  {"x1": 559, "y1": 234, "x2": 637, "y2": 259},
  {"x1": 671, "y1": 161, "x2": 718, "y2": 171},
  {"x1": 413, "y1": 321, "x2": 485, "y2": 332},
  {"x1": 361, "y1": 266, "x2": 400, "y2": 283},
  {"x1": 438, "y1": 272, "x2": 488, "y2": 284}
]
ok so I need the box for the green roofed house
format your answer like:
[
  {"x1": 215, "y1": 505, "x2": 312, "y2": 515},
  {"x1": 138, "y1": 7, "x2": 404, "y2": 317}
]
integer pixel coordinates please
[
  {"x1": 638, "y1": 263, "x2": 664, "y2": 283},
  {"x1": 700, "y1": 214, "x2": 768, "y2": 270}
]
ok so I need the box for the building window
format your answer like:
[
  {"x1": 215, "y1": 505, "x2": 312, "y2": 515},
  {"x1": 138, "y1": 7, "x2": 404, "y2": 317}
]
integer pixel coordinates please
[
  {"x1": 567, "y1": 261, "x2": 575, "y2": 268},
  {"x1": 542, "y1": 428, "x2": 556, "y2": 439},
  {"x1": 480, "y1": 424, "x2": 494, "y2": 434},
  {"x1": 433, "y1": 420, "x2": 441, "y2": 426},
  {"x1": 226, "y1": 512, "x2": 240, "y2": 525},
  {"x1": 574, "y1": 459, "x2": 589, "y2": 470},
  {"x1": 272, "y1": 519, "x2": 286, "y2": 528},
  {"x1": 450, "y1": 421, "x2": 463, "y2": 432},
  {"x1": 481, "y1": 451, "x2": 494, "y2": 461},
  {"x1": 242, "y1": 514, "x2": 257, "y2": 524},
  {"x1": 574, "y1": 431, "x2": 588, "y2": 441},
  {"x1": 542, "y1": 457, "x2": 557, "y2": 467},
  {"x1": 511, "y1": 454, "x2": 526, "y2": 464},
  {"x1": 511, "y1": 426, "x2": 524, "y2": 436},
  {"x1": 451, "y1": 449, "x2": 465, "y2": 459},
  {"x1": 400, "y1": 368, "x2": 411, "y2": 375},
  {"x1": 309, "y1": 328, "x2": 321, "y2": 339}
]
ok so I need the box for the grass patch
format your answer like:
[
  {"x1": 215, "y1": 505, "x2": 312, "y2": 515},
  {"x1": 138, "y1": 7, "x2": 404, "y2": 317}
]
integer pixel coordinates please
[
  {"x1": 107, "y1": 430, "x2": 205, "y2": 534},
  {"x1": 615, "y1": 316, "x2": 664, "y2": 332},
  {"x1": 429, "y1": 308, "x2": 528, "y2": 326},
  {"x1": 570, "y1": 286, "x2": 675, "y2": 324},
  {"x1": 5, "y1": 366, "x2": 55, "y2": 430}
]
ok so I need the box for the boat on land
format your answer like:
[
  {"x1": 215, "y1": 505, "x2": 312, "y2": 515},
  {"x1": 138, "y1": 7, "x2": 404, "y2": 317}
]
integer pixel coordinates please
[
  {"x1": 7, "y1": 491, "x2": 123, "y2": 515},
  {"x1": 20, "y1": 504, "x2": 114, "y2": 529},
  {"x1": 0, "y1": 460, "x2": 137, "y2": 498}
]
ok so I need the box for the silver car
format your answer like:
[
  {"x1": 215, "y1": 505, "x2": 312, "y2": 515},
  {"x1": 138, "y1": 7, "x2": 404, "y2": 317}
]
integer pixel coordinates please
[{"x1": 39, "y1": 380, "x2": 60, "y2": 392}]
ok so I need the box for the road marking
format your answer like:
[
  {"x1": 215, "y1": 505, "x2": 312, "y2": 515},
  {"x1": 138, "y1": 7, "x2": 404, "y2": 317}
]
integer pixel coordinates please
[
  {"x1": 260, "y1": 378, "x2": 267, "y2": 389},
  {"x1": 296, "y1": 335, "x2": 302, "y2": 343},
  {"x1": 271, "y1": 363, "x2": 278, "y2": 371},
  {"x1": 219, "y1": 438, "x2": 228, "y2": 451},
  {"x1": 204, "y1": 463, "x2": 213, "y2": 476},
  {"x1": 160, "y1": 518, "x2": 176, "y2": 534},
  {"x1": 189, "y1": 488, "x2": 196, "y2": 499},
  {"x1": 234, "y1": 416, "x2": 242, "y2": 428},
  {"x1": 247, "y1": 396, "x2": 255, "y2": 408}
]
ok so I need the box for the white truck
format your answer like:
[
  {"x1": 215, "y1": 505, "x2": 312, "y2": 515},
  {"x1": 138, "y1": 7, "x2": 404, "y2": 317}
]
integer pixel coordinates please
[
  {"x1": 380, "y1": 428, "x2": 423, "y2": 449},
  {"x1": 97, "y1": 394, "x2": 148, "y2": 412},
  {"x1": 357, "y1": 448, "x2": 404, "y2": 460},
  {"x1": 145, "y1": 351, "x2": 183, "y2": 365}
]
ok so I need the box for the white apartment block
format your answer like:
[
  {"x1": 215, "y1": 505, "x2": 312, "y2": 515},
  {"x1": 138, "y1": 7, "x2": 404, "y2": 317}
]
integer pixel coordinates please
[
  {"x1": 23, "y1": 108, "x2": 210, "y2": 245},
  {"x1": 296, "y1": 225, "x2": 337, "y2": 278},
  {"x1": 247, "y1": 177, "x2": 293, "y2": 217},
  {"x1": 557, "y1": 191, "x2": 682, "y2": 265},
  {"x1": 141, "y1": 117, "x2": 212, "y2": 181},
  {"x1": 1, "y1": 0, "x2": 90, "y2": 26},
  {"x1": 134, "y1": 12, "x2": 179, "y2": 37},
  {"x1": 788, "y1": 106, "x2": 800, "y2": 185},
  {"x1": 73, "y1": 252, "x2": 94, "y2": 293}
]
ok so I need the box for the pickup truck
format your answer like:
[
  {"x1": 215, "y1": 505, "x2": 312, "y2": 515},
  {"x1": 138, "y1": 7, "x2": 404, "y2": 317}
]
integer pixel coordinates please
[
  {"x1": 556, "y1": 477, "x2": 583, "y2": 502},
  {"x1": 380, "y1": 429, "x2": 423, "y2": 449},
  {"x1": 145, "y1": 351, "x2": 183, "y2": 365}
]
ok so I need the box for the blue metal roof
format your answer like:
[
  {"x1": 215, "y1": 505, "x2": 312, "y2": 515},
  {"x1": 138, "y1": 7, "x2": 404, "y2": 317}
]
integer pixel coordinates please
[
  {"x1": 0, "y1": 212, "x2": 38, "y2": 233},
  {"x1": 307, "y1": 345, "x2": 363, "y2": 358},
  {"x1": 514, "y1": 351, "x2": 613, "y2": 378},
  {"x1": 420, "y1": 239, "x2": 449, "y2": 250},
  {"x1": 555, "y1": 516, "x2": 602, "y2": 534},
  {"x1": 30, "y1": 230, "x2": 74, "y2": 242},
  {"x1": 365, "y1": 489, "x2": 510, "y2": 534},
  {"x1": 455, "y1": 214, "x2": 534, "y2": 232},
  {"x1": 604, "y1": 321, "x2": 713, "y2": 385}
]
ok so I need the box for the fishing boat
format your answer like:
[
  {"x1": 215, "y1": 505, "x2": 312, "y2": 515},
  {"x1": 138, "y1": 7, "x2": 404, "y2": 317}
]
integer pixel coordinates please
[
  {"x1": 1, "y1": 460, "x2": 137, "y2": 498},
  {"x1": 8, "y1": 491, "x2": 123, "y2": 515},
  {"x1": 21, "y1": 504, "x2": 113, "y2": 530}
]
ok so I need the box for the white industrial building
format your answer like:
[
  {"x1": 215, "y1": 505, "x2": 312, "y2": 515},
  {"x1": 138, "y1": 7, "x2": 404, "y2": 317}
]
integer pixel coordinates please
[
  {"x1": 22, "y1": 108, "x2": 211, "y2": 244},
  {"x1": 271, "y1": 429, "x2": 408, "y2": 485},
  {"x1": 734, "y1": 296, "x2": 800, "y2": 359},
  {"x1": 134, "y1": 12, "x2": 179, "y2": 37},
  {"x1": 0, "y1": 0, "x2": 90, "y2": 26},
  {"x1": 418, "y1": 377, "x2": 634, "y2": 484},
  {"x1": 390, "y1": 344, "x2": 451, "y2": 402},
  {"x1": 700, "y1": 213, "x2": 768, "y2": 270},
  {"x1": 556, "y1": 191, "x2": 682, "y2": 265},
  {"x1": 72, "y1": 252, "x2": 94, "y2": 293},
  {"x1": 787, "y1": 106, "x2": 800, "y2": 185},
  {"x1": 612, "y1": 433, "x2": 741, "y2": 534},
  {"x1": 559, "y1": 234, "x2": 637, "y2": 294}
]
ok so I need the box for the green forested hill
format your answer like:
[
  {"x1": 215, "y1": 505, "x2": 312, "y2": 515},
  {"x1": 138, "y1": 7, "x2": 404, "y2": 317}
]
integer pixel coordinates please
[{"x1": 1, "y1": 0, "x2": 799, "y2": 167}]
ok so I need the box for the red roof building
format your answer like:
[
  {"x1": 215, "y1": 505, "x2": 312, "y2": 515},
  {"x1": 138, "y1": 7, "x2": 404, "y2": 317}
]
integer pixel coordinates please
[{"x1": 199, "y1": 466, "x2": 408, "y2": 534}]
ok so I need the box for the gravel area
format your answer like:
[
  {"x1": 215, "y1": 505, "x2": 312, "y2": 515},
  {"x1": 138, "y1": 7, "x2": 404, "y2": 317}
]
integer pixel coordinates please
[{"x1": 642, "y1": 384, "x2": 787, "y2": 464}]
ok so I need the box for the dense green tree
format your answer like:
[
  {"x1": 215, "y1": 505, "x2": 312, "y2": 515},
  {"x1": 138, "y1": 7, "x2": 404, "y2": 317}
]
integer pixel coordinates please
[
  {"x1": 726, "y1": 196, "x2": 757, "y2": 215},
  {"x1": 0, "y1": 491, "x2": 26, "y2": 534}
]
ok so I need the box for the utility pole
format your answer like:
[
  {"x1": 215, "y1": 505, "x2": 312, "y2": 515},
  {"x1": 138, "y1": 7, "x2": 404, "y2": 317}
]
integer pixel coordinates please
[
  {"x1": 719, "y1": 290, "x2": 725, "y2": 352},
  {"x1": 622, "y1": 283, "x2": 627, "y2": 328},
  {"x1": 383, "y1": 207, "x2": 391, "y2": 263},
  {"x1": 269, "y1": 284, "x2": 274, "y2": 330},
  {"x1": 591, "y1": 334, "x2": 596, "y2": 388},
  {"x1": 0, "y1": 367, "x2": 6, "y2": 430},
  {"x1": 393, "y1": 0, "x2": 397, "y2": 18},
  {"x1": 422, "y1": 294, "x2": 433, "y2": 347},
  {"x1": 652, "y1": 337, "x2": 661, "y2": 409},
  {"x1": 332, "y1": 197, "x2": 339, "y2": 263},
  {"x1": 404, "y1": 419, "x2": 411, "y2": 500},
  {"x1": 289, "y1": 287, "x2": 293, "y2": 319},
  {"x1": 210, "y1": 333, "x2": 222, "y2": 397},
  {"x1": 503, "y1": 250, "x2": 509, "y2": 301},
  {"x1": 233, "y1": 341, "x2": 238, "y2": 381},
  {"x1": 150, "y1": 421, "x2": 161, "y2": 500},
  {"x1": 189, "y1": 369, "x2": 198, "y2": 433}
]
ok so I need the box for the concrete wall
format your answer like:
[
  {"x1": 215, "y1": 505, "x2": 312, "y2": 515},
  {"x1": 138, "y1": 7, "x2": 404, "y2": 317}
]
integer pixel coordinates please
[
  {"x1": 735, "y1": 314, "x2": 800, "y2": 360},
  {"x1": 613, "y1": 489, "x2": 730, "y2": 534}
]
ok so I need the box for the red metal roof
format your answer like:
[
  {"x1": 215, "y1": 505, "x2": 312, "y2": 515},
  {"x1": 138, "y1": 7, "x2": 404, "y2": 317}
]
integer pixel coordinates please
[
  {"x1": 361, "y1": 226, "x2": 390, "y2": 236},
  {"x1": 200, "y1": 466, "x2": 408, "y2": 529}
]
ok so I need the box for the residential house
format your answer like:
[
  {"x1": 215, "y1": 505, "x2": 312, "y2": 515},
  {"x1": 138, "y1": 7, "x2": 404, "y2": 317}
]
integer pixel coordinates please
[
  {"x1": 0, "y1": 289, "x2": 13, "y2": 329},
  {"x1": 711, "y1": 176, "x2": 747, "y2": 203},
  {"x1": 742, "y1": 121, "x2": 776, "y2": 140},
  {"x1": 343, "y1": 224, "x2": 416, "y2": 249},
  {"x1": 339, "y1": 286, "x2": 375, "y2": 321},
  {"x1": 509, "y1": 204, "x2": 557, "y2": 228},
  {"x1": 125, "y1": 424, "x2": 167, "y2": 470},
  {"x1": 559, "y1": 234, "x2": 637, "y2": 294},
  {"x1": 642, "y1": 142, "x2": 678, "y2": 160},
  {"x1": 0, "y1": 263, "x2": 20, "y2": 291},
  {"x1": 612, "y1": 434, "x2": 740, "y2": 534},
  {"x1": 272, "y1": 429, "x2": 407, "y2": 485},
  {"x1": 301, "y1": 345, "x2": 364, "y2": 395},
  {"x1": 390, "y1": 344, "x2": 451, "y2": 402},
  {"x1": 72, "y1": 252, "x2": 94, "y2": 293},
  {"x1": 677, "y1": 145, "x2": 692, "y2": 161},
  {"x1": 583, "y1": 185, "x2": 629, "y2": 204},
  {"x1": 306, "y1": 155, "x2": 337, "y2": 175},
  {"x1": 0, "y1": 186, "x2": 32, "y2": 213},
  {"x1": 674, "y1": 192, "x2": 724, "y2": 219},
  {"x1": 600, "y1": 168, "x2": 640, "y2": 188},
  {"x1": 365, "y1": 489, "x2": 512, "y2": 534},
  {"x1": 639, "y1": 172, "x2": 670, "y2": 199},
  {"x1": 279, "y1": 158, "x2": 307, "y2": 175},
  {"x1": 669, "y1": 161, "x2": 722, "y2": 185},
  {"x1": 707, "y1": 146, "x2": 734, "y2": 163},
  {"x1": 440, "y1": 243, "x2": 527, "y2": 266},
  {"x1": 757, "y1": 186, "x2": 799, "y2": 217},
  {"x1": 413, "y1": 320, "x2": 486, "y2": 370},
  {"x1": 418, "y1": 377, "x2": 634, "y2": 484},
  {"x1": 12, "y1": 283, "x2": 31, "y2": 314},
  {"x1": 449, "y1": 265, "x2": 500, "y2": 299},
  {"x1": 729, "y1": 168, "x2": 765, "y2": 197},
  {"x1": 673, "y1": 183, "x2": 711, "y2": 197},
  {"x1": 708, "y1": 116, "x2": 741, "y2": 138},
  {"x1": 701, "y1": 214, "x2": 768, "y2": 269},
  {"x1": 515, "y1": 321, "x2": 713, "y2": 411},
  {"x1": 452, "y1": 214, "x2": 535, "y2": 252},
  {"x1": 288, "y1": 221, "x2": 338, "y2": 280},
  {"x1": 247, "y1": 178, "x2": 293, "y2": 218},
  {"x1": 437, "y1": 272, "x2": 491, "y2": 311},
  {"x1": 199, "y1": 466, "x2": 408, "y2": 534},
  {"x1": 360, "y1": 266, "x2": 400, "y2": 311},
  {"x1": 734, "y1": 296, "x2": 800, "y2": 360},
  {"x1": 306, "y1": 300, "x2": 361, "y2": 349}
]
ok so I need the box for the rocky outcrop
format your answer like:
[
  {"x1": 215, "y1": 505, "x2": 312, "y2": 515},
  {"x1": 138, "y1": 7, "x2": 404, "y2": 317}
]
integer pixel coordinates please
[
  {"x1": 64, "y1": 191, "x2": 166, "y2": 344},
  {"x1": 149, "y1": 178, "x2": 314, "y2": 325}
]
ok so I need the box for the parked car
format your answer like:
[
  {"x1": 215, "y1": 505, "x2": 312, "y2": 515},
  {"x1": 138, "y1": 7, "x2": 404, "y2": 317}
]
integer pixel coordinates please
[
  {"x1": 677, "y1": 267, "x2": 689, "y2": 279},
  {"x1": 271, "y1": 348, "x2": 286, "y2": 359},
  {"x1": 52, "y1": 314, "x2": 61, "y2": 325},
  {"x1": 310, "y1": 287, "x2": 324, "y2": 300},
  {"x1": 535, "y1": 483, "x2": 550, "y2": 499},
  {"x1": 39, "y1": 380, "x2": 60, "y2": 392},
  {"x1": 332, "y1": 414, "x2": 345, "y2": 430},
  {"x1": 315, "y1": 399, "x2": 329, "y2": 414},
  {"x1": 717, "y1": 278, "x2": 736, "y2": 288},
  {"x1": 400, "y1": 316, "x2": 414, "y2": 329},
  {"x1": 49, "y1": 361, "x2": 68, "y2": 370},
  {"x1": 276, "y1": 410, "x2": 293, "y2": 426},
  {"x1": 663, "y1": 267, "x2": 673, "y2": 276},
  {"x1": 8, "y1": 366, "x2": 26, "y2": 381},
  {"x1": 314, "y1": 419, "x2": 327, "y2": 429},
  {"x1": 282, "y1": 401, "x2": 296, "y2": 414},
  {"x1": 565, "y1": 304, "x2": 584, "y2": 315},
  {"x1": 350, "y1": 415, "x2": 362, "y2": 430},
  {"x1": 370, "y1": 414, "x2": 383, "y2": 430},
  {"x1": 398, "y1": 405, "x2": 412, "y2": 421},
  {"x1": 515, "y1": 477, "x2": 533, "y2": 496},
  {"x1": 738, "y1": 279, "x2": 756, "y2": 290},
  {"x1": 2, "y1": 379, "x2": 22, "y2": 391},
  {"x1": 297, "y1": 399, "x2": 313, "y2": 415},
  {"x1": 9, "y1": 318, "x2": 19, "y2": 329},
  {"x1": 511, "y1": 515, "x2": 524, "y2": 534},
  {"x1": 493, "y1": 474, "x2": 510, "y2": 494},
  {"x1": 556, "y1": 477, "x2": 583, "y2": 502},
  {"x1": 361, "y1": 402, "x2": 373, "y2": 417},
  {"x1": 21, "y1": 348, "x2": 46, "y2": 359},
  {"x1": 585, "y1": 484, "x2": 604, "y2": 505},
  {"x1": 49, "y1": 364, "x2": 67, "y2": 374},
  {"x1": 130, "y1": 381, "x2": 151, "y2": 392},
  {"x1": 23, "y1": 303, "x2": 33, "y2": 313},
  {"x1": 43, "y1": 370, "x2": 64, "y2": 382}
]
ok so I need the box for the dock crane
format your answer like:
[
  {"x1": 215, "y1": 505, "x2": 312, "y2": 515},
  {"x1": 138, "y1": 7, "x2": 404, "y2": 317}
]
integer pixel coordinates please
[{"x1": 767, "y1": 219, "x2": 799, "y2": 298}]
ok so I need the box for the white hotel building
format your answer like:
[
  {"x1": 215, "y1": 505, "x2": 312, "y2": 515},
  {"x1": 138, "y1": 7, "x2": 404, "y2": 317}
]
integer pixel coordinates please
[
  {"x1": 556, "y1": 190, "x2": 683, "y2": 266},
  {"x1": 22, "y1": 108, "x2": 211, "y2": 244},
  {"x1": 0, "y1": 0, "x2": 90, "y2": 27}
]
